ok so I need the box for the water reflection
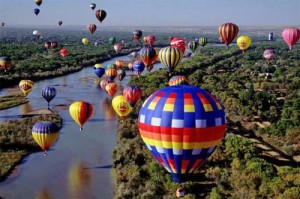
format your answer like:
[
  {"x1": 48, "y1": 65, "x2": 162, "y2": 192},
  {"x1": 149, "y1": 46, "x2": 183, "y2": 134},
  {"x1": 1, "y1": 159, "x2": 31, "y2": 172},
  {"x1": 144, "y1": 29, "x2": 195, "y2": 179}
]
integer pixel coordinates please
[
  {"x1": 35, "y1": 188, "x2": 53, "y2": 199},
  {"x1": 101, "y1": 98, "x2": 116, "y2": 120},
  {"x1": 19, "y1": 102, "x2": 33, "y2": 115},
  {"x1": 68, "y1": 160, "x2": 92, "y2": 198}
]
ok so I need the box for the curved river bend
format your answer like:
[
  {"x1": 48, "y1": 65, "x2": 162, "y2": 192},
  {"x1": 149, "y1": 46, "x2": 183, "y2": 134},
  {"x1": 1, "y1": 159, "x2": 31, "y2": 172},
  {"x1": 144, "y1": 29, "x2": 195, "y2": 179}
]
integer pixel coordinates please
[{"x1": 0, "y1": 54, "x2": 165, "y2": 199}]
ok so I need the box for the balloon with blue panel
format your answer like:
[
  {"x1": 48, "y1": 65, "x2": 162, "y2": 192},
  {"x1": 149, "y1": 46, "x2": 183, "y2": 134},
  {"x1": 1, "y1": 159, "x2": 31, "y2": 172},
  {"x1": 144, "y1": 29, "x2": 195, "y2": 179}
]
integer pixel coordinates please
[{"x1": 138, "y1": 85, "x2": 227, "y2": 182}]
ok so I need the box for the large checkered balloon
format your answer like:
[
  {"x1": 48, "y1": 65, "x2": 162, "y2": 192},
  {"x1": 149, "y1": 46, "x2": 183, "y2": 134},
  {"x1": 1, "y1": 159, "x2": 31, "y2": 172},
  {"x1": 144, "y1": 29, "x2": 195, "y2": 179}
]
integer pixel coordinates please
[{"x1": 138, "y1": 85, "x2": 226, "y2": 182}]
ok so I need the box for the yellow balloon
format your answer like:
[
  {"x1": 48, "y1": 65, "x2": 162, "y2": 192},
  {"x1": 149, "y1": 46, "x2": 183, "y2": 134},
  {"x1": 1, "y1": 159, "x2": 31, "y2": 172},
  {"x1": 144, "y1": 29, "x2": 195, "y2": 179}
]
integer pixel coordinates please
[
  {"x1": 19, "y1": 80, "x2": 34, "y2": 96},
  {"x1": 82, "y1": 38, "x2": 89, "y2": 45},
  {"x1": 237, "y1": 35, "x2": 251, "y2": 52},
  {"x1": 112, "y1": 95, "x2": 132, "y2": 119},
  {"x1": 94, "y1": 63, "x2": 102, "y2": 68},
  {"x1": 69, "y1": 101, "x2": 94, "y2": 130}
]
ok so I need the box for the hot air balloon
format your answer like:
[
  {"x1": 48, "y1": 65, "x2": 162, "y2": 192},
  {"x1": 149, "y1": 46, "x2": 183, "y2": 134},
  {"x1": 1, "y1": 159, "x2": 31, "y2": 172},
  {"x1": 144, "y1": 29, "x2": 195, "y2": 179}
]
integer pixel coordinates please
[
  {"x1": 58, "y1": 21, "x2": 63, "y2": 26},
  {"x1": 138, "y1": 85, "x2": 227, "y2": 182},
  {"x1": 0, "y1": 57, "x2": 11, "y2": 72},
  {"x1": 158, "y1": 46, "x2": 183, "y2": 72},
  {"x1": 94, "y1": 64, "x2": 105, "y2": 78},
  {"x1": 34, "y1": 8, "x2": 40, "y2": 16},
  {"x1": 170, "y1": 37, "x2": 186, "y2": 53},
  {"x1": 108, "y1": 37, "x2": 117, "y2": 45},
  {"x1": 199, "y1": 37, "x2": 208, "y2": 47},
  {"x1": 69, "y1": 101, "x2": 94, "y2": 131},
  {"x1": 140, "y1": 46, "x2": 158, "y2": 67},
  {"x1": 113, "y1": 43, "x2": 122, "y2": 53},
  {"x1": 90, "y1": 3, "x2": 96, "y2": 10},
  {"x1": 236, "y1": 35, "x2": 252, "y2": 52},
  {"x1": 115, "y1": 60, "x2": 125, "y2": 68},
  {"x1": 127, "y1": 62, "x2": 133, "y2": 70},
  {"x1": 144, "y1": 35, "x2": 156, "y2": 46},
  {"x1": 218, "y1": 23, "x2": 239, "y2": 46},
  {"x1": 1, "y1": 22, "x2": 5, "y2": 27},
  {"x1": 105, "y1": 68, "x2": 117, "y2": 82},
  {"x1": 263, "y1": 49, "x2": 275, "y2": 61},
  {"x1": 106, "y1": 64, "x2": 117, "y2": 70},
  {"x1": 146, "y1": 65, "x2": 154, "y2": 72},
  {"x1": 33, "y1": 30, "x2": 41, "y2": 38},
  {"x1": 133, "y1": 60, "x2": 145, "y2": 76},
  {"x1": 112, "y1": 95, "x2": 132, "y2": 119},
  {"x1": 32, "y1": 121, "x2": 60, "y2": 155},
  {"x1": 87, "y1": 24, "x2": 97, "y2": 34},
  {"x1": 82, "y1": 38, "x2": 89, "y2": 45},
  {"x1": 282, "y1": 28, "x2": 300, "y2": 50},
  {"x1": 105, "y1": 83, "x2": 118, "y2": 98},
  {"x1": 117, "y1": 69, "x2": 126, "y2": 81},
  {"x1": 44, "y1": 42, "x2": 51, "y2": 49},
  {"x1": 268, "y1": 32, "x2": 274, "y2": 41},
  {"x1": 169, "y1": 75, "x2": 189, "y2": 86},
  {"x1": 188, "y1": 41, "x2": 199, "y2": 53},
  {"x1": 51, "y1": 41, "x2": 58, "y2": 48},
  {"x1": 35, "y1": 0, "x2": 42, "y2": 6},
  {"x1": 95, "y1": 10, "x2": 107, "y2": 23},
  {"x1": 123, "y1": 86, "x2": 142, "y2": 107},
  {"x1": 100, "y1": 79, "x2": 110, "y2": 91},
  {"x1": 60, "y1": 48, "x2": 68, "y2": 57},
  {"x1": 19, "y1": 80, "x2": 34, "y2": 96},
  {"x1": 133, "y1": 30, "x2": 143, "y2": 41},
  {"x1": 42, "y1": 86, "x2": 57, "y2": 107}
]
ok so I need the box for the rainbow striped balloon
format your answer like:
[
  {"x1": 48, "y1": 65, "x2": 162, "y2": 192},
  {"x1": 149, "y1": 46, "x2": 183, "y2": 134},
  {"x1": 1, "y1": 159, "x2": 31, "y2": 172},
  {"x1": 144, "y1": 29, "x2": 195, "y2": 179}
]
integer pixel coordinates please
[
  {"x1": 168, "y1": 75, "x2": 189, "y2": 86},
  {"x1": 138, "y1": 85, "x2": 226, "y2": 182}
]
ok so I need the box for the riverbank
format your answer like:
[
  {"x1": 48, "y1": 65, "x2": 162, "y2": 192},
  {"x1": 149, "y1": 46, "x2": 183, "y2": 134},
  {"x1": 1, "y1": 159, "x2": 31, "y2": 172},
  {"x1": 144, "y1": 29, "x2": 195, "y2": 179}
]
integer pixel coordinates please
[
  {"x1": 0, "y1": 46, "x2": 142, "y2": 88},
  {"x1": 0, "y1": 112, "x2": 62, "y2": 182},
  {"x1": 0, "y1": 93, "x2": 28, "y2": 110}
]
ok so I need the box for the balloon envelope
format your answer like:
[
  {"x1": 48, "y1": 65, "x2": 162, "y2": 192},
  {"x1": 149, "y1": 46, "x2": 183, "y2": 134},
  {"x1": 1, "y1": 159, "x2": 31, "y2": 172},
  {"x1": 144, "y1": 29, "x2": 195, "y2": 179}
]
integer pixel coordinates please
[
  {"x1": 32, "y1": 121, "x2": 59, "y2": 154},
  {"x1": 95, "y1": 10, "x2": 107, "y2": 23},
  {"x1": 236, "y1": 35, "x2": 251, "y2": 52},
  {"x1": 158, "y1": 46, "x2": 183, "y2": 72},
  {"x1": 69, "y1": 101, "x2": 94, "y2": 130},
  {"x1": 0, "y1": 56, "x2": 12, "y2": 71},
  {"x1": 94, "y1": 64, "x2": 105, "y2": 78},
  {"x1": 219, "y1": 23, "x2": 239, "y2": 46},
  {"x1": 282, "y1": 28, "x2": 300, "y2": 50},
  {"x1": 138, "y1": 85, "x2": 227, "y2": 182},
  {"x1": 170, "y1": 37, "x2": 185, "y2": 53},
  {"x1": 42, "y1": 86, "x2": 57, "y2": 105},
  {"x1": 112, "y1": 95, "x2": 132, "y2": 118},
  {"x1": 263, "y1": 49, "x2": 275, "y2": 61},
  {"x1": 19, "y1": 80, "x2": 34, "y2": 96},
  {"x1": 169, "y1": 75, "x2": 189, "y2": 86},
  {"x1": 123, "y1": 86, "x2": 142, "y2": 107}
]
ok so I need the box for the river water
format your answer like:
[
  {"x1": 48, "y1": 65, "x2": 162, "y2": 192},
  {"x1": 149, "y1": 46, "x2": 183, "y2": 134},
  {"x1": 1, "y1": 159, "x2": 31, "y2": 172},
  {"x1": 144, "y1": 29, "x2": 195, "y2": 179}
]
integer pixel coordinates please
[{"x1": 0, "y1": 54, "x2": 165, "y2": 199}]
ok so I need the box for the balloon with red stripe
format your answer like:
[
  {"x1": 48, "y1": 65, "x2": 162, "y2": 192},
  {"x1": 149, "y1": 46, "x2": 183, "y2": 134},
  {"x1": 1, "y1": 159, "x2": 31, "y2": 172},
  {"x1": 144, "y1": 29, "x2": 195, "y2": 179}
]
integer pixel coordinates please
[
  {"x1": 218, "y1": 22, "x2": 239, "y2": 46},
  {"x1": 69, "y1": 101, "x2": 94, "y2": 131},
  {"x1": 138, "y1": 85, "x2": 227, "y2": 182},
  {"x1": 123, "y1": 86, "x2": 142, "y2": 107}
]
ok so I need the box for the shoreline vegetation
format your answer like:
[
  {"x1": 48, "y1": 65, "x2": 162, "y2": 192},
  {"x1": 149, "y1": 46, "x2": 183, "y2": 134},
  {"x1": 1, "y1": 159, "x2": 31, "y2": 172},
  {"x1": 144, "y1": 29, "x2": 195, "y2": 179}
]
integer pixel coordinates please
[
  {"x1": 0, "y1": 112, "x2": 62, "y2": 182},
  {"x1": 113, "y1": 43, "x2": 299, "y2": 198}
]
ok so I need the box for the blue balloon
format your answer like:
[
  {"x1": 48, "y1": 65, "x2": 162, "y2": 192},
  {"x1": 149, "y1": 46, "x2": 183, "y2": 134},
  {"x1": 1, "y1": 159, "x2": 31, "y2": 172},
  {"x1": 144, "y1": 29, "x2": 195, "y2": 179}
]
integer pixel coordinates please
[
  {"x1": 133, "y1": 61, "x2": 145, "y2": 76},
  {"x1": 34, "y1": 8, "x2": 40, "y2": 15},
  {"x1": 94, "y1": 67, "x2": 105, "y2": 78},
  {"x1": 42, "y1": 86, "x2": 57, "y2": 107}
]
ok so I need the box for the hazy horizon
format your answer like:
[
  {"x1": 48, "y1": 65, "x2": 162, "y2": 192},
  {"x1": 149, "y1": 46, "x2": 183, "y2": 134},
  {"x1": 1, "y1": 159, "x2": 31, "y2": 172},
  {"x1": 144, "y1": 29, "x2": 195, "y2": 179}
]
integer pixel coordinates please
[{"x1": 0, "y1": 0, "x2": 300, "y2": 27}]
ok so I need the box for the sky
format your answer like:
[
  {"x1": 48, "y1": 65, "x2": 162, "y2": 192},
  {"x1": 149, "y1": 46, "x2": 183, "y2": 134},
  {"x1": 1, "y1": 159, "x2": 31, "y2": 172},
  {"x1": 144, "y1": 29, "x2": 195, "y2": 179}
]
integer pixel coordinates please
[{"x1": 0, "y1": 0, "x2": 300, "y2": 27}]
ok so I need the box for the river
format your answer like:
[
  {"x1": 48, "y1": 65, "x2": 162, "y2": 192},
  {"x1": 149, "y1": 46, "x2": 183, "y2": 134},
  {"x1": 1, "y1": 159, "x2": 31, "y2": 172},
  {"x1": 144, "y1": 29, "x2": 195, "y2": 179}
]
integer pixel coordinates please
[{"x1": 0, "y1": 54, "x2": 165, "y2": 199}]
